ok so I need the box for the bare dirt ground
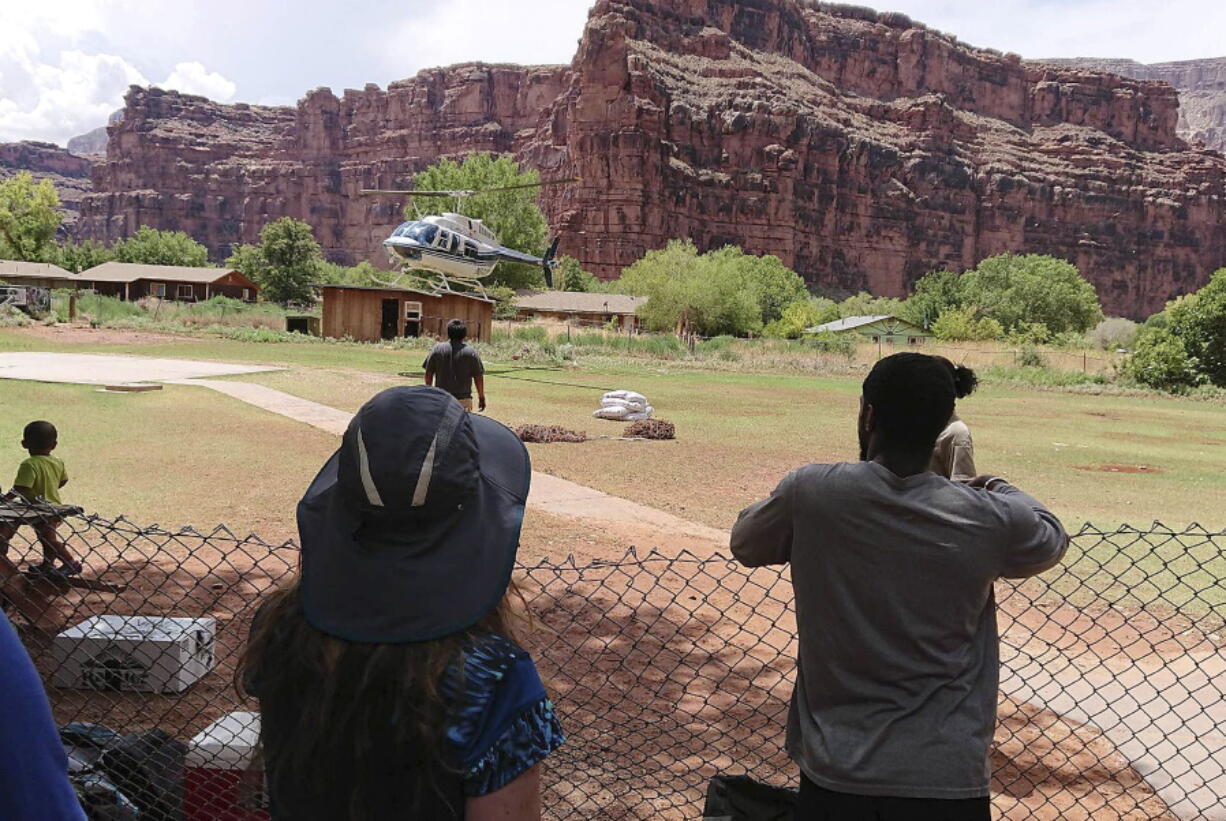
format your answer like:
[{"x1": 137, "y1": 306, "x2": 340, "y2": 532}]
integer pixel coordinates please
[
  {"x1": 12, "y1": 523, "x2": 1180, "y2": 819},
  {"x1": 15, "y1": 325, "x2": 189, "y2": 346}
]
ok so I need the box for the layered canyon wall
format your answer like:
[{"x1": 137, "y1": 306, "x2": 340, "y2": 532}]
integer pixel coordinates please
[
  {"x1": 1040, "y1": 57, "x2": 1226, "y2": 153},
  {"x1": 77, "y1": 0, "x2": 1226, "y2": 317}
]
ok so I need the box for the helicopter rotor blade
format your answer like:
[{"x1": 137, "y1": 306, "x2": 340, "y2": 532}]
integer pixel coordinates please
[
  {"x1": 360, "y1": 189, "x2": 476, "y2": 197},
  {"x1": 359, "y1": 178, "x2": 578, "y2": 197}
]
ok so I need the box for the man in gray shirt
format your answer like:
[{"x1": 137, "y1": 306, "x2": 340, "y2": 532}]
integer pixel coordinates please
[
  {"x1": 423, "y1": 319, "x2": 486, "y2": 411},
  {"x1": 732, "y1": 353, "x2": 1067, "y2": 819}
]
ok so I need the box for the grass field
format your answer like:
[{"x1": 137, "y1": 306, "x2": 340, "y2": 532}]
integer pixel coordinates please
[{"x1": 2, "y1": 326, "x2": 1224, "y2": 540}]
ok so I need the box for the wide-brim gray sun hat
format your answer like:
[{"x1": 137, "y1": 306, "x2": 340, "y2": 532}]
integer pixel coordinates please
[{"x1": 297, "y1": 386, "x2": 530, "y2": 643}]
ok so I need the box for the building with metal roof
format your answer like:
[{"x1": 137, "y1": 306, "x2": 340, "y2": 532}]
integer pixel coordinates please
[
  {"x1": 807, "y1": 314, "x2": 929, "y2": 346},
  {"x1": 513, "y1": 291, "x2": 646, "y2": 330},
  {"x1": 76, "y1": 262, "x2": 259, "y2": 301},
  {"x1": 0, "y1": 260, "x2": 79, "y2": 289}
]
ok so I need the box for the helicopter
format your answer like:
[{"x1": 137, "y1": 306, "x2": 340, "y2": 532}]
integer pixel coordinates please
[{"x1": 360, "y1": 178, "x2": 576, "y2": 297}]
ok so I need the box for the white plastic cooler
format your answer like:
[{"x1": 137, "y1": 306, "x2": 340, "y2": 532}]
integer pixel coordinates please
[{"x1": 51, "y1": 614, "x2": 215, "y2": 693}]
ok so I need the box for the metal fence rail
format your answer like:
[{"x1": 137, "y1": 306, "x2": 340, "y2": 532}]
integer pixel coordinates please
[{"x1": 2, "y1": 510, "x2": 1222, "y2": 820}]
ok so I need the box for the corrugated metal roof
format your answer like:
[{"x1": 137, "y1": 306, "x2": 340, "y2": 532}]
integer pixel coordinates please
[
  {"x1": 808, "y1": 314, "x2": 927, "y2": 334},
  {"x1": 514, "y1": 291, "x2": 646, "y2": 315},
  {"x1": 314, "y1": 283, "x2": 494, "y2": 303},
  {"x1": 0, "y1": 260, "x2": 75, "y2": 280},
  {"x1": 80, "y1": 262, "x2": 258, "y2": 288}
]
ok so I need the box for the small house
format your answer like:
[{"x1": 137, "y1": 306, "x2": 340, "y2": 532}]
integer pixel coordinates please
[
  {"x1": 513, "y1": 291, "x2": 646, "y2": 331},
  {"x1": 319, "y1": 285, "x2": 494, "y2": 343},
  {"x1": 0, "y1": 260, "x2": 79, "y2": 289},
  {"x1": 807, "y1": 315, "x2": 930, "y2": 346},
  {"x1": 77, "y1": 262, "x2": 260, "y2": 302}
]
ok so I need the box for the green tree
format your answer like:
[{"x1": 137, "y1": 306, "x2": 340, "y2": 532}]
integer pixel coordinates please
[
  {"x1": 763, "y1": 298, "x2": 840, "y2": 339},
  {"x1": 616, "y1": 240, "x2": 802, "y2": 336},
  {"x1": 1124, "y1": 328, "x2": 1202, "y2": 393},
  {"x1": 408, "y1": 153, "x2": 550, "y2": 290},
  {"x1": 226, "y1": 243, "x2": 272, "y2": 286},
  {"x1": 54, "y1": 239, "x2": 114, "y2": 273},
  {"x1": 113, "y1": 226, "x2": 209, "y2": 267},
  {"x1": 556, "y1": 256, "x2": 600, "y2": 292},
  {"x1": 705, "y1": 246, "x2": 808, "y2": 325},
  {"x1": 959, "y1": 254, "x2": 1103, "y2": 334},
  {"x1": 901, "y1": 270, "x2": 963, "y2": 328},
  {"x1": 239, "y1": 218, "x2": 324, "y2": 304},
  {"x1": 1165, "y1": 268, "x2": 1226, "y2": 386},
  {"x1": 0, "y1": 172, "x2": 63, "y2": 261},
  {"x1": 837, "y1": 291, "x2": 906, "y2": 319}
]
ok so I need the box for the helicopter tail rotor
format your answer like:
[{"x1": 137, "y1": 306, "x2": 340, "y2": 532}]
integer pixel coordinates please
[{"x1": 542, "y1": 237, "x2": 561, "y2": 288}]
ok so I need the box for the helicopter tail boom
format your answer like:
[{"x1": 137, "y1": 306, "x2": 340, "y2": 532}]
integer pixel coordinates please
[{"x1": 542, "y1": 237, "x2": 561, "y2": 288}]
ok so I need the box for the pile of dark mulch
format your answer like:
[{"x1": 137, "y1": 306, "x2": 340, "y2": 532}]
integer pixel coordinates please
[
  {"x1": 514, "y1": 425, "x2": 589, "y2": 443},
  {"x1": 624, "y1": 419, "x2": 675, "y2": 440}
]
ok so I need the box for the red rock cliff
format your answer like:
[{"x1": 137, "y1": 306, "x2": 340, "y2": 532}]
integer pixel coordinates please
[
  {"x1": 1039, "y1": 57, "x2": 1226, "y2": 153},
  {"x1": 78, "y1": 0, "x2": 1226, "y2": 317},
  {"x1": 0, "y1": 141, "x2": 95, "y2": 232}
]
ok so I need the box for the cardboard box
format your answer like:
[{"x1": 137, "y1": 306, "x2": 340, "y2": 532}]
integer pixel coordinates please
[
  {"x1": 185, "y1": 712, "x2": 268, "y2": 821},
  {"x1": 51, "y1": 615, "x2": 215, "y2": 693}
]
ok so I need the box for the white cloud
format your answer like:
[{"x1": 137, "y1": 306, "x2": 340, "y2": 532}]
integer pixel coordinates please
[
  {"x1": 0, "y1": 46, "x2": 145, "y2": 145},
  {"x1": 0, "y1": 4, "x2": 237, "y2": 145},
  {"x1": 158, "y1": 61, "x2": 237, "y2": 101},
  {"x1": 376, "y1": 0, "x2": 592, "y2": 76}
]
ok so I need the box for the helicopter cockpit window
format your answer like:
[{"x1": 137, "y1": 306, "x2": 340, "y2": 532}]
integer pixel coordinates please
[
  {"x1": 448, "y1": 233, "x2": 461, "y2": 253},
  {"x1": 405, "y1": 223, "x2": 437, "y2": 245},
  {"x1": 434, "y1": 229, "x2": 452, "y2": 250},
  {"x1": 463, "y1": 240, "x2": 479, "y2": 259}
]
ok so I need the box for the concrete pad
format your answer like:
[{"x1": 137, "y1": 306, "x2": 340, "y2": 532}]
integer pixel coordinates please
[{"x1": 0, "y1": 352, "x2": 278, "y2": 386}]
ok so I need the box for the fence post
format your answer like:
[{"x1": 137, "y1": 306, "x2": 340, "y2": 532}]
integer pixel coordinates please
[{"x1": 1083, "y1": 351, "x2": 1087, "y2": 374}]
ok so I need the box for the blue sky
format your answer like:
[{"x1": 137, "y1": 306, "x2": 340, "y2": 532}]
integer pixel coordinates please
[{"x1": 2, "y1": 0, "x2": 1222, "y2": 146}]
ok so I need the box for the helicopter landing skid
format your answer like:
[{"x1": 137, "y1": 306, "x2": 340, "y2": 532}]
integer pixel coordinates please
[{"x1": 372, "y1": 269, "x2": 490, "y2": 300}]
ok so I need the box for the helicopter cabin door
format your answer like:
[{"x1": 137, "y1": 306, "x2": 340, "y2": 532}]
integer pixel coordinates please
[
  {"x1": 380, "y1": 299, "x2": 399, "y2": 340},
  {"x1": 403, "y1": 300, "x2": 422, "y2": 338}
]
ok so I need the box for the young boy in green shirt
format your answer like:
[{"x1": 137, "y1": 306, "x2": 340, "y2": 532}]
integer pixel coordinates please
[{"x1": 0, "y1": 421, "x2": 80, "y2": 576}]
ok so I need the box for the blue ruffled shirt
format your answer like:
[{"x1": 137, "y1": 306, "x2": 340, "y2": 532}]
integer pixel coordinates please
[{"x1": 442, "y1": 633, "x2": 565, "y2": 796}]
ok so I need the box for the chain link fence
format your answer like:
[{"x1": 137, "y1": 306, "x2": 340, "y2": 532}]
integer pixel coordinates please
[{"x1": 2, "y1": 505, "x2": 1222, "y2": 820}]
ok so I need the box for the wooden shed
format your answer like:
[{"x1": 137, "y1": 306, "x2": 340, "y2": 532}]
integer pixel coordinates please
[{"x1": 319, "y1": 285, "x2": 494, "y2": 343}]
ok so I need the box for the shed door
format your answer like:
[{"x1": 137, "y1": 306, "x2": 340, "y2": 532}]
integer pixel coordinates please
[{"x1": 380, "y1": 299, "x2": 399, "y2": 340}]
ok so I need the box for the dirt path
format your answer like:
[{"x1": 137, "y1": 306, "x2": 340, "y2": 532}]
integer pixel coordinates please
[{"x1": 178, "y1": 378, "x2": 731, "y2": 553}]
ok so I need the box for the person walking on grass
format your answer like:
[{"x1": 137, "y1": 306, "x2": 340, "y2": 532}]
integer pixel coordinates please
[
  {"x1": 239, "y1": 386, "x2": 563, "y2": 820},
  {"x1": 732, "y1": 353, "x2": 1068, "y2": 820},
  {"x1": 424, "y1": 319, "x2": 487, "y2": 412},
  {"x1": 0, "y1": 421, "x2": 81, "y2": 577}
]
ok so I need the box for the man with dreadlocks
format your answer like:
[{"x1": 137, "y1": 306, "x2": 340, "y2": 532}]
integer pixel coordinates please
[{"x1": 732, "y1": 353, "x2": 1068, "y2": 820}]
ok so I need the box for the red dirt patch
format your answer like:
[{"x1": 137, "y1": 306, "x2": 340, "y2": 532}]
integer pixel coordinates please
[{"x1": 1075, "y1": 464, "x2": 1164, "y2": 474}]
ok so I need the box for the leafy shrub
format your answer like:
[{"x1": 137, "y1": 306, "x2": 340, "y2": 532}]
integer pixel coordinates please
[
  {"x1": 1007, "y1": 322, "x2": 1052, "y2": 346},
  {"x1": 763, "y1": 298, "x2": 840, "y2": 339},
  {"x1": 1089, "y1": 318, "x2": 1140, "y2": 351},
  {"x1": 1017, "y1": 344, "x2": 1046, "y2": 368},
  {"x1": 931, "y1": 307, "x2": 1003, "y2": 341},
  {"x1": 1165, "y1": 268, "x2": 1226, "y2": 386},
  {"x1": 804, "y1": 331, "x2": 855, "y2": 357},
  {"x1": 1123, "y1": 329, "x2": 1202, "y2": 393},
  {"x1": 0, "y1": 305, "x2": 32, "y2": 327},
  {"x1": 488, "y1": 286, "x2": 519, "y2": 319}
]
